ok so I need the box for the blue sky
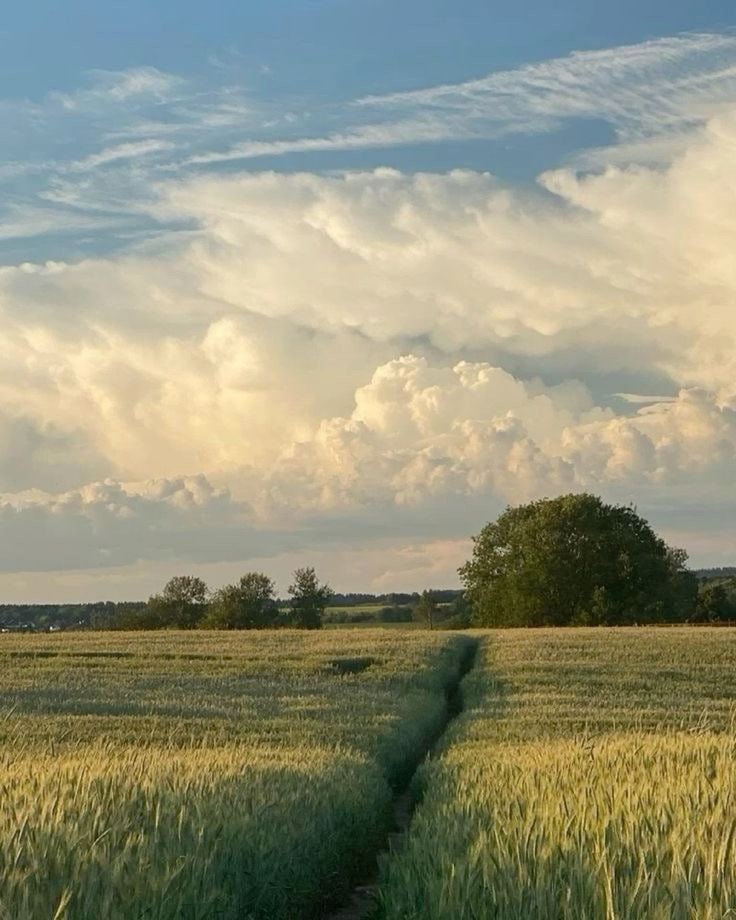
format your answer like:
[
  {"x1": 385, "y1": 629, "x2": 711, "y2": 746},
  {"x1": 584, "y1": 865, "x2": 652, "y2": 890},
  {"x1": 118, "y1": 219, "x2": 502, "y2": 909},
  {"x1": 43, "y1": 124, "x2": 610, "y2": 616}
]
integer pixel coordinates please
[
  {"x1": 1, "y1": 4, "x2": 736, "y2": 599},
  {"x1": 4, "y1": 1, "x2": 735, "y2": 101},
  {"x1": 2, "y1": 2, "x2": 736, "y2": 263}
]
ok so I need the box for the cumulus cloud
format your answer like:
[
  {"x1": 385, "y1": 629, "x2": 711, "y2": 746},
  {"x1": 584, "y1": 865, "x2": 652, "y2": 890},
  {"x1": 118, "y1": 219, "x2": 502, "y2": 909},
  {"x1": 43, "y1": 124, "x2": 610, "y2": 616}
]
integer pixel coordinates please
[
  {"x1": 262, "y1": 357, "x2": 582, "y2": 511},
  {"x1": 2, "y1": 356, "x2": 731, "y2": 578},
  {"x1": 262, "y1": 357, "x2": 736, "y2": 514},
  {"x1": 151, "y1": 168, "x2": 670, "y2": 369},
  {"x1": 155, "y1": 118, "x2": 736, "y2": 402},
  {"x1": 0, "y1": 475, "x2": 284, "y2": 572},
  {"x1": 1, "y1": 103, "x2": 736, "y2": 578}
]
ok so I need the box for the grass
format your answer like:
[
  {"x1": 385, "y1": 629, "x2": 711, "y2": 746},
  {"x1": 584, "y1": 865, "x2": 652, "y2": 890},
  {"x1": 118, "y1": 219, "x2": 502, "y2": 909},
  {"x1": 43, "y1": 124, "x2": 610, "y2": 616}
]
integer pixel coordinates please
[
  {"x1": 376, "y1": 628, "x2": 736, "y2": 919},
  {"x1": 0, "y1": 629, "x2": 473, "y2": 920},
  {"x1": 322, "y1": 604, "x2": 416, "y2": 628}
]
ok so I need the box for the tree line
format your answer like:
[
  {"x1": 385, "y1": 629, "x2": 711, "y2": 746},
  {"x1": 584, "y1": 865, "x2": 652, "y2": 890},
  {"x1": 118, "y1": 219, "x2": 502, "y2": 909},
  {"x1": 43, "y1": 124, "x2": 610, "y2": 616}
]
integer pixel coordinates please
[
  {"x1": 109, "y1": 567, "x2": 333, "y2": 631},
  {"x1": 328, "y1": 590, "x2": 462, "y2": 607},
  {"x1": 112, "y1": 576, "x2": 469, "y2": 631},
  {"x1": 0, "y1": 586, "x2": 467, "y2": 633},
  {"x1": 3, "y1": 494, "x2": 732, "y2": 633}
]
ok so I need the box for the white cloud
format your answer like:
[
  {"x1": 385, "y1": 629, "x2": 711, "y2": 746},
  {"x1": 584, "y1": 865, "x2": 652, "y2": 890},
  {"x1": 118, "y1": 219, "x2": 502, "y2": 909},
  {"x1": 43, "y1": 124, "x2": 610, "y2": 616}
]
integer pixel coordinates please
[
  {"x1": 261, "y1": 357, "x2": 736, "y2": 514},
  {"x1": 187, "y1": 117, "x2": 463, "y2": 165},
  {"x1": 3, "y1": 30, "x2": 735, "y2": 258},
  {"x1": 0, "y1": 475, "x2": 278, "y2": 572},
  {"x1": 1, "y1": 102, "x2": 736, "y2": 579},
  {"x1": 360, "y1": 33, "x2": 735, "y2": 100},
  {"x1": 1, "y1": 356, "x2": 732, "y2": 577},
  {"x1": 68, "y1": 140, "x2": 175, "y2": 173},
  {"x1": 51, "y1": 67, "x2": 182, "y2": 111},
  {"x1": 151, "y1": 134, "x2": 736, "y2": 404},
  {"x1": 0, "y1": 70, "x2": 258, "y2": 244},
  {"x1": 0, "y1": 205, "x2": 126, "y2": 241},
  {"x1": 358, "y1": 33, "x2": 736, "y2": 140}
]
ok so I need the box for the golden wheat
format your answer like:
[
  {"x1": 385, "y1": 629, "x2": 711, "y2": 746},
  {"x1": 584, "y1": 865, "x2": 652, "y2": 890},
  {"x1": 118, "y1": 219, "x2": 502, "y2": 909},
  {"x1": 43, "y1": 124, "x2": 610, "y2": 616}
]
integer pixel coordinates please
[
  {"x1": 0, "y1": 629, "x2": 472, "y2": 919},
  {"x1": 377, "y1": 628, "x2": 736, "y2": 919}
]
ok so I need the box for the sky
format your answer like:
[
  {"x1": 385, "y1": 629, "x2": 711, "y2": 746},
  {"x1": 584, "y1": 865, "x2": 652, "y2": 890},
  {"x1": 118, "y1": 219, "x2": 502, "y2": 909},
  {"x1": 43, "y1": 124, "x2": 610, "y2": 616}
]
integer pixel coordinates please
[{"x1": 1, "y1": 2, "x2": 736, "y2": 601}]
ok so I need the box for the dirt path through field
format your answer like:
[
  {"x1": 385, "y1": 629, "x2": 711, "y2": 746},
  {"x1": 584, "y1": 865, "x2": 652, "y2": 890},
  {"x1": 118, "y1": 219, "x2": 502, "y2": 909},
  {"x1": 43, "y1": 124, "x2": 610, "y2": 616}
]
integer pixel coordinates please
[{"x1": 325, "y1": 636, "x2": 480, "y2": 920}]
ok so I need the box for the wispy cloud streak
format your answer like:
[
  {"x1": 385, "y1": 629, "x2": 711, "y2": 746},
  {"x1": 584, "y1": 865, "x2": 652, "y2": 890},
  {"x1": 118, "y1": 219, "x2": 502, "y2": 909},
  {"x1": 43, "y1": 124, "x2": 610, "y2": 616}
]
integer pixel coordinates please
[{"x1": 194, "y1": 32, "x2": 736, "y2": 164}]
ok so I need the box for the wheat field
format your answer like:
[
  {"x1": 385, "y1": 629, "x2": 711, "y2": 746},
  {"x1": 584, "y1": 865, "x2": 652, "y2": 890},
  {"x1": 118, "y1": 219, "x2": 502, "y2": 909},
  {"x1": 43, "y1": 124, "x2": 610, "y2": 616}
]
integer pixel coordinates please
[
  {"x1": 3, "y1": 628, "x2": 736, "y2": 919},
  {"x1": 0, "y1": 629, "x2": 473, "y2": 919},
  {"x1": 376, "y1": 628, "x2": 736, "y2": 920}
]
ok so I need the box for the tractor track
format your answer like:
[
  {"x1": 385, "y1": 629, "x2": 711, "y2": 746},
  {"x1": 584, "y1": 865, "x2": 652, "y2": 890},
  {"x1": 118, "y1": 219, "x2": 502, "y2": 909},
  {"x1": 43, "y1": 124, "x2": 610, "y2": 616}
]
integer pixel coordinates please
[{"x1": 324, "y1": 637, "x2": 480, "y2": 920}]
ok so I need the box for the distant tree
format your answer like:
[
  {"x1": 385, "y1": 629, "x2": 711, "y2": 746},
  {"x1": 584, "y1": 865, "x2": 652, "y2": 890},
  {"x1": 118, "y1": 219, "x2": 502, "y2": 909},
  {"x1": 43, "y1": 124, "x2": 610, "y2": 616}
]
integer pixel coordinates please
[
  {"x1": 444, "y1": 593, "x2": 472, "y2": 629},
  {"x1": 202, "y1": 573, "x2": 277, "y2": 629},
  {"x1": 460, "y1": 494, "x2": 696, "y2": 627},
  {"x1": 145, "y1": 575, "x2": 209, "y2": 629},
  {"x1": 377, "y1": 604, "x2": 414, "y2": 623},
  {"x1": 666, "y1": 547, "x2": 700, "y2": 623},
  {"x1": 694, "y1": 582, "x2": 734, "y2": 622},
  {"x1": 413, "y1": 590, "x2": 439, "y2": 630},
  {"x1": 286, "y1": 567, "x2": 332, "y2": 629}
]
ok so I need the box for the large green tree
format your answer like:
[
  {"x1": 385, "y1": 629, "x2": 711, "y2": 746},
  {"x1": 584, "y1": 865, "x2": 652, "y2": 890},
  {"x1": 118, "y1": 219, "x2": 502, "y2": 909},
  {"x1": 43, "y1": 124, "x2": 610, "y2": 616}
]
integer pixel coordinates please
[
  {"x1": 286, "y1": 567, "x2": 332, "y2": 629},
  {"x1": 460, "y1": 494, "x2": 696, "y2": 627},
  {"x1": 202, "y1": 573, "x2": 277, "y2": 629}
]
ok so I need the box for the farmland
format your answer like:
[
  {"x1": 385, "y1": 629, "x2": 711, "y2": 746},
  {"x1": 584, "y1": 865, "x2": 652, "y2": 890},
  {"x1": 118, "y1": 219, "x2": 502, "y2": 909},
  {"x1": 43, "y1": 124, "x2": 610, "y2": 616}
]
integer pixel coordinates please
[
  {"x1": 0, "y1": 629, "x2": 474, "y2": 919},
  {"x1": 376, "y1": 628, "x2": 736, "y2": 919},
  {"x1": 2, "y1": 627, "x2": 736, "y2": 919}
]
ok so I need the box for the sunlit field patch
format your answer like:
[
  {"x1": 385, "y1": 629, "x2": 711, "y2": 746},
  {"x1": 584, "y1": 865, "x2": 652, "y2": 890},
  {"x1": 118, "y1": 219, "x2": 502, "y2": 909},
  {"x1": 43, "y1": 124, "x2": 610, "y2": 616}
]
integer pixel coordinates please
[
  {"x1": 0, "y1": 629, "x2": 472, "y2": 919},
  {"x1": 377, "y1": 628, "x2": 736, "y2": 920}
]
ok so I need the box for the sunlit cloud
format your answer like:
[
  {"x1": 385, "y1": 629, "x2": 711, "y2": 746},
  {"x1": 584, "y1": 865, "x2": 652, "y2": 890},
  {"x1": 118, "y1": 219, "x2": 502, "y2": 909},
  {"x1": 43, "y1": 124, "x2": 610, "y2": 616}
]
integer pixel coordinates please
[{"x1": 2, "y1": 32, "x2": 736, "y2": 589}]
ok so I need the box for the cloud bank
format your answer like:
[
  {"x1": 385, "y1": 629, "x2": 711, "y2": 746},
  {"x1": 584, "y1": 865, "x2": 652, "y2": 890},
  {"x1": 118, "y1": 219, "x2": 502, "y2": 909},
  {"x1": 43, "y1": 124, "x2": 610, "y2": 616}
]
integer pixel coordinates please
[{"x1": 2, "y1": 46, "x2": 736, "y2": 592}]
